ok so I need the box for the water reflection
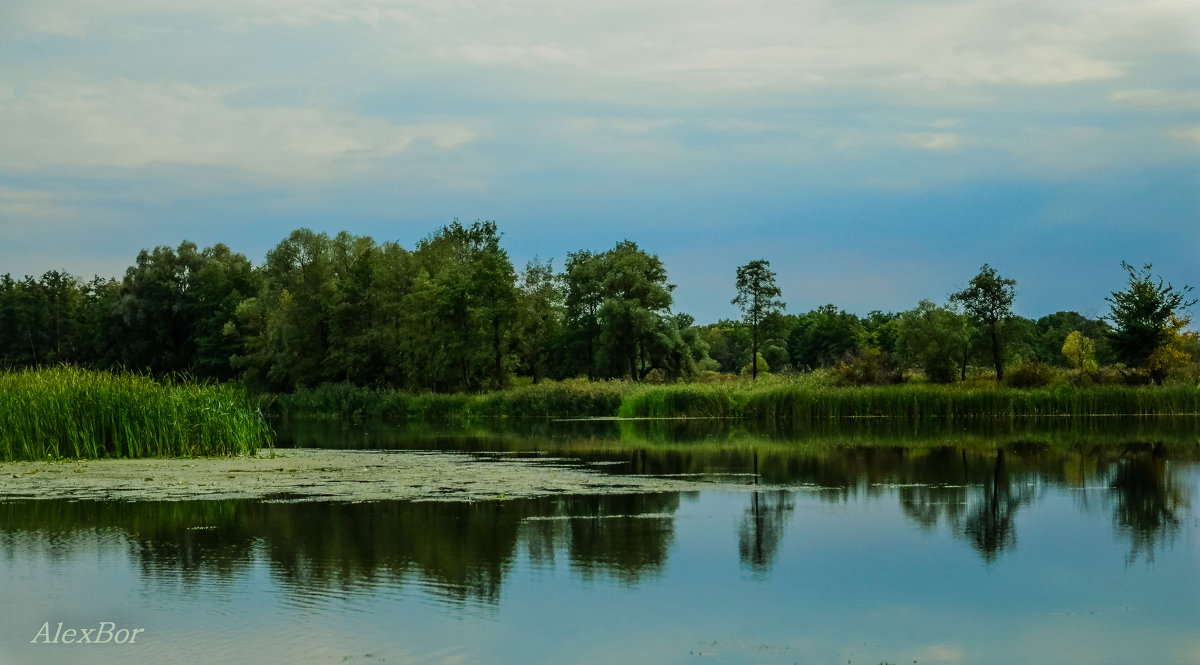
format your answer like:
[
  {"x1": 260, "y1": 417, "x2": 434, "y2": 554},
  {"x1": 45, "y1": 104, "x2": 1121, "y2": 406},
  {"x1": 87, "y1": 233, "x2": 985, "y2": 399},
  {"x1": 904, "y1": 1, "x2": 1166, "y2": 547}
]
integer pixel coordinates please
[
  {"x1": 738, "y1": 491, "x2": 794, "y2": 574},
  {"x1": 1109, "y1": 457, "x2": 1190, "y2": 563},
  {"x1": 275, "y1": 414, "x2": 1200, "y2": 454},
  {"x1": 1, "y1": 448, "x2": 1194, "y2": 592},
  {"x1": 0, "y1": 496, "x2": 687, "y2": 605}
]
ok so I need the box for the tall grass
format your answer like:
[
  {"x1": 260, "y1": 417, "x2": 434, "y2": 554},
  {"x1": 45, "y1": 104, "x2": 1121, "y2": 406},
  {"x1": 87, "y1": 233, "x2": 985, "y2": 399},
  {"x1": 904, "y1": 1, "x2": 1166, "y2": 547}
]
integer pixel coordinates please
[
  {"x1": 276, "y1": 378, "x2": 626, "y2": 420},
  {"x1": 737, "y1": 384, "x2": 1200, "y2": 421},
  {"x1": 0, "y1": 366, "x2": 272, "y2": 461},
  {"x1": 272, "y1": 376, "x2": 1200, "y2": 422}
]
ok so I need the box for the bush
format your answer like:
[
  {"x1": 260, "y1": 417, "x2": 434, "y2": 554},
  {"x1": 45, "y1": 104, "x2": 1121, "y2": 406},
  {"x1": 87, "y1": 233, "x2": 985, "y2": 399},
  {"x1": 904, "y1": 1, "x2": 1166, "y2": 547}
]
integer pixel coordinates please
[
  {"x1": 1004, "y1": 362, "x2": 1057, "y2": 388},
  {"x1": 835, "y1": 348, "x2": 904, "y2": 386},
  {"x1": 740, "y1": 353, "x2": 770, "y2": 377}
]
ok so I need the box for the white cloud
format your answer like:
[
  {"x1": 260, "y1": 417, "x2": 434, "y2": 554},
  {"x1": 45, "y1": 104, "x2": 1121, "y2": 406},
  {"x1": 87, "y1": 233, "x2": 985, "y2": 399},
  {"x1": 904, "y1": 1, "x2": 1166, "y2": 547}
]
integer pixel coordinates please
[
  {"x1": 8, "y1": 0, "x2": 1171, "y2": 102},
  {"x1": 997, "y1": 125, "x2": 1178, "y2": 177},
  {"x1": 1172, "y1": 126, "x2": 1200, "y2": 146},
  {"x1": 23, "y1": 10, "x2": 89, "y2": 37},
  {"x1": 0, "y1": 79, "x2": 478, "y2": 179},
  {"x1": 0, "y1": 187, "x2": 80, "y2": 222},
  {"x1": 916, "y1": 643, "x2": 966, "y2": 664},
  {"x1": 1111, "y1": 89, "x2": 1200, "y2": 109},
  {"x1": 449, "y1": 44, "x2": 584, "y2": 67},
  {"x1": 903, "y1": 132, "x2": 964, "y2": 151},
  {"x1": 1, "y1": 0, "x2": 1195, "y2": 187}
]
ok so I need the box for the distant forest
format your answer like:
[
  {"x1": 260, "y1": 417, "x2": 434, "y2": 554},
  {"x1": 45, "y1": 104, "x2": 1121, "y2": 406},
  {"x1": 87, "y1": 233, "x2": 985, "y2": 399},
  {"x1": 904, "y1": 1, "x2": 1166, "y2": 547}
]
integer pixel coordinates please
[{"x1": 1, "y1": 220, "x2": 1196, "y2": 391}]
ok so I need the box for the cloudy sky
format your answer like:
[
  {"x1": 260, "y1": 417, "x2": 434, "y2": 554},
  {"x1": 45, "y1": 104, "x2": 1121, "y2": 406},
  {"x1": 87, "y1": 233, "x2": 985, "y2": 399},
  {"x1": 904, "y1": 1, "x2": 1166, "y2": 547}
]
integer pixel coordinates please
[{"x1": 1, "y1": 0, "x2": 1197, "y2": 323}]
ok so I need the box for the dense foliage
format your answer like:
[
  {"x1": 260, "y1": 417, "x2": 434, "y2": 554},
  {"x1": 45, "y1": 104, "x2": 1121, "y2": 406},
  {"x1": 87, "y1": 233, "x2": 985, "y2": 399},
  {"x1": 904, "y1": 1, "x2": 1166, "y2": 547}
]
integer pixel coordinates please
[{"x1": 1, "y1": 221, "x2": 1196, "y2": 391}]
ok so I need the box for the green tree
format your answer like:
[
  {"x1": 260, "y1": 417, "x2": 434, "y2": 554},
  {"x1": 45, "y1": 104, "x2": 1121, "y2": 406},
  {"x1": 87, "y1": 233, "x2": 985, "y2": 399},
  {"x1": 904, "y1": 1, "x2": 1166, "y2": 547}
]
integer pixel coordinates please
[
  {"x1": 252, "y1": 229, "x2": 339, "y2": 389},
  {"x1": 1033, "y1": 312, "x2": 1113, "y2": 367},
  {"x1": 697, "y1": 320, "x2": 751, "y2": 373},
  {"x1": 675, "y1": 313, "x2": 719, "y2": 373},
  {"x1": 412, "y1": 220, "x2": 518, "y2": 391},
  {"x1": 863, "y1": 310, "x2": 902, "y2": 356},
  {"x1": 561, "y1": 250, "x2": 605, "y2": 379},
  {"x1": 950, "y1": 264, "x2": 1016, "y2": 380},
  {"x1": 0, "y1": 271, "x2": 91, "y2": 368},
  {"x1": 1105, "y1": 262, "x2": 1195, "y2": 379},
  {"x1": 81, "y1": 276, "x2": 123, "y2": 369},
  {"x1": 515, "y1": 259, "x2": 564, "y2": 384},
  {"x1": 897, "y1": 300, "x2": 970, "y2": 383},
  {"x1": 189, "y1": 244, "x2": 261, "y2": 380},
  {"x1": 787, "y1": 305, "x2": 862, "y2": 370},
  {"x1": 1061, "y1": 330, "x2": 1098, "y2": 373},
  {"x1": 1147, "y1": 315, "x2": 1198, "y2": 383},
  {"x1": 594, "y1": 241, "x2": 675, "y2": 380},
  {"x1": 731, "y1": 260, "x2": 785, "y2": 380}
]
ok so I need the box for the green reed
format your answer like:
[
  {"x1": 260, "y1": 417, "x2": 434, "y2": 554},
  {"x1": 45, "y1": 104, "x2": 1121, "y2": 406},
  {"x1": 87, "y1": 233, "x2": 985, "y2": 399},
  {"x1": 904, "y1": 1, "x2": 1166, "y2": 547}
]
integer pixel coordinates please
[
  {"x1": 0, "y1": 366, "x2": 272, "y2": 461},
  {"x1": 276, "y1": 378, "x2": 627, "y2": 421},
  {"x1": 734, "y1": 383, "x2": 1200, "y2": 420},
  {"x1": 272, "y1": 376, "x2": 1199, "y2": 423}
]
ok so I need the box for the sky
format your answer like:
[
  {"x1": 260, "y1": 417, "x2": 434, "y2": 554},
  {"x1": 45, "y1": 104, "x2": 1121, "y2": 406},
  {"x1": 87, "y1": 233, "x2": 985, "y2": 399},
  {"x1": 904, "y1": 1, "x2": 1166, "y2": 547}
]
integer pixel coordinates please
[{"x1": 1, "y1": 0, "x2": 1197, "y2": 324}]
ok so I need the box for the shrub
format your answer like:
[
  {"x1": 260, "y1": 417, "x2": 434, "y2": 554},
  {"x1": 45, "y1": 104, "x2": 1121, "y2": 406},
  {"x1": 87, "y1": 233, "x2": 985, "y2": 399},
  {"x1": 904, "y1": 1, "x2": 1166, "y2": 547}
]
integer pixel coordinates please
[
  {"x1": 835, "y1": 348, "x2": 904, "y2": 386},
  {"x1": 1004, "y1": 362, "x2": 1057, "y2": 388}
]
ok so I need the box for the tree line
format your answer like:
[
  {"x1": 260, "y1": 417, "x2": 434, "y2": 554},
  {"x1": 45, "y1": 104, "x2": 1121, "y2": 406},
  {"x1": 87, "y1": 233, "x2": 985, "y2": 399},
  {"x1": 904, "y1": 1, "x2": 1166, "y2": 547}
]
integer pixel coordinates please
[{"x1": 1, "y1": 220, "x2": 1195, "y2": 391}]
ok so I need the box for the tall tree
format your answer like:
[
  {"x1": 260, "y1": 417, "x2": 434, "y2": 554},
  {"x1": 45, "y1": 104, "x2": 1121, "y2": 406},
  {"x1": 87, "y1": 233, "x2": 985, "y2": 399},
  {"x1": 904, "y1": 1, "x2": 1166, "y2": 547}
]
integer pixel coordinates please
[
  {"x1": 732, "y1": 260, "x2": 785, "y2": 380},
  {"x1": 255, "y1": 229, "x2": 339, "y2": 389},
  {"x1": 950, "y1": 264, "x2": 1016, "y2": 380},
  {"x1": 1105, "y1": 262, "x2": 1195, "y2": 380},
  {"x1": 412, "y1": 220, "x2": 517, "y2": 391},
  {"x1": 561, "y1": 250, "x2": 604, "y2": 379},
  {"x1": 515, "y1": 259, "x2": 564, "y2": 384},
  {"x1": 189, "y1": 244, "x2": 260, "y2": 381},
  {"x1": 595, "y1": 240, "x2": 675, "y2": 380}
]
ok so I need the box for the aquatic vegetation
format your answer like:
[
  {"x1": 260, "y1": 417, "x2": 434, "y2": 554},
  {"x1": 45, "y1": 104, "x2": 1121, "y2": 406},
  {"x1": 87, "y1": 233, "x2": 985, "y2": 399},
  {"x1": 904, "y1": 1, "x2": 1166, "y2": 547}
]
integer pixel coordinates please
[
  {"x1": 275, "y1": 377, "x2": 1200, "y2": 422},
  {"x1": 735, "y1": 383, "x2": 1200, "y2": 421},
  {"x1": 0, "y1": 366, "x2": 271, "y2": 461},
  {"x1": 275, "y1": 378, "x2": 627, "y2": 420}
]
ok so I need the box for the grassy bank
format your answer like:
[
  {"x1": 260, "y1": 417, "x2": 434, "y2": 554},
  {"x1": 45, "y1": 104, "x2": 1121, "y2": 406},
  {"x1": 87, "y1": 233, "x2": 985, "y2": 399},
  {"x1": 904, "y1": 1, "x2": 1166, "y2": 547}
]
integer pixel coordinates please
[
  {"x1": 0, "y1": 367, "x2": 272, "y2": 461},
  {"x1": 276, "y1": 378, "x2": 627, "y2": 420},
  {"x1": 275, "y1": 377, "x2": 1200, "y2": 422}
]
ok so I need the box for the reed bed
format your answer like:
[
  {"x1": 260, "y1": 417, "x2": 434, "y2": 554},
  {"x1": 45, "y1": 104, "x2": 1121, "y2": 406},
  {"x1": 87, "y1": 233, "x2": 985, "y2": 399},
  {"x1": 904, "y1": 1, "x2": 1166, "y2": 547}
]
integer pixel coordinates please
[
  {"x1": 0, "y1": 367, "x2": 271, "y2": 461},
  {"x1": 274, "y1": 377, "x2": 1199, "y2": 423},
  {"x1": 728, "y1": 383, "x2": 1198, "y2": 420},
  {"x1": 277, "y1": 379, "x2": 626, "y2": 420}
]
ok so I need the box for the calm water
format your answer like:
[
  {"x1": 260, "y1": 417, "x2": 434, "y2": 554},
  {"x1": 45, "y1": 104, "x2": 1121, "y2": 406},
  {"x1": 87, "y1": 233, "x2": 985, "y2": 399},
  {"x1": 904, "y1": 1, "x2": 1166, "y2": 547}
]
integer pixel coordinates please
[{"x1": 2, "y1": 421, "x2": 1199, "y2": 664}]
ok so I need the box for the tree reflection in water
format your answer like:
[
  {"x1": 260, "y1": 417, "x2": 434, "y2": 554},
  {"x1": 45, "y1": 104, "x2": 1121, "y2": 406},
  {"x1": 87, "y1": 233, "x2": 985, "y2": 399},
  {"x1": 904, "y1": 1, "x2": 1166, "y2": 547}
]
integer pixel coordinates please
[
  {"x1": 0, "y1": 443, "x2": 1194, "y2": 599},
  {"x1": 1108, "y1": 455, "x2": 1189, "y2": 563},
  {"x1": 960, "y1": 449, "x2": 1034, "y2": 562},
  {"x1": 738, "y1": 490, "x2": 794, "y2": 574}
]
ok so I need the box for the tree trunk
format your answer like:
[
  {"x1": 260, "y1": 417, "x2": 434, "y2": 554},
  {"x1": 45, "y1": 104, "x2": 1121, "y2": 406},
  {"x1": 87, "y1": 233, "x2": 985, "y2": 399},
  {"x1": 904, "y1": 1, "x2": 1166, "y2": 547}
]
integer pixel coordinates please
[
  {"x1": 492, "y1": 314, "x2": 502, "y2": 389},
  {"x1": 990, "y1": 325, "x2": 1003, "y2": 381},
  {"x1": 751, "y1": 320, "x2": 759, "y2": 381}
]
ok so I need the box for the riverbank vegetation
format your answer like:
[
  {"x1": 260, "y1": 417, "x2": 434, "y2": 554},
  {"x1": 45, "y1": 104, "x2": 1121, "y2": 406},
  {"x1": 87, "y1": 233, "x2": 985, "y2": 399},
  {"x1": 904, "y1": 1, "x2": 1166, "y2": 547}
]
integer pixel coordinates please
[
  {"x1": 0, "y1": 367, "x2": 270, "y2": 461},
  {"x1": 267, "y1": 373, "x2": 1199, "y2": 422},
  {"x1": 1, "y1": 221, "x2": 1196, "y2": 408}
]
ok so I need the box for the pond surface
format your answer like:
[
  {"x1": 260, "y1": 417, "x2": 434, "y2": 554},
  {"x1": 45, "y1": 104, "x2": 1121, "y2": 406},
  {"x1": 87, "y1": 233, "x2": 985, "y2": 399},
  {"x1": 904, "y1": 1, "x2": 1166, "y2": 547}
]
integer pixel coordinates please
[{"x1": 2, "y1": 420, "x2": 1199, "y2": 664}]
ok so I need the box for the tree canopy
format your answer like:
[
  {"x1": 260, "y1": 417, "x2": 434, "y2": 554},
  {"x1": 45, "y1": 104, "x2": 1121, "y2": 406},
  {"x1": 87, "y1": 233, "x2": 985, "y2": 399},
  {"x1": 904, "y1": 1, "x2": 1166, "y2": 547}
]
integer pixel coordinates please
[
  {"x1": 1, "y1": 226, "x2": 1196, "y2": 391},
  {"x1": 732, "y1": 260, "x2": 785, "y2": 379},
  {"x1": 951, "y1": 264, "x2": 1016, "y2": 380},
  {"x1": 1106, "y1": 262, "x2": 1195, "y2": 381}
]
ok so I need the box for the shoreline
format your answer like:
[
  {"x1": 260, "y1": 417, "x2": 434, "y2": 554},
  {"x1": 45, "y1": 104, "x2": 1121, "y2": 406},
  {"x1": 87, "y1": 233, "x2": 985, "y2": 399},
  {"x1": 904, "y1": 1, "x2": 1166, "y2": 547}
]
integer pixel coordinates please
[{"x1": 0, "y1": 448, "x2": 734, "y2": 503}]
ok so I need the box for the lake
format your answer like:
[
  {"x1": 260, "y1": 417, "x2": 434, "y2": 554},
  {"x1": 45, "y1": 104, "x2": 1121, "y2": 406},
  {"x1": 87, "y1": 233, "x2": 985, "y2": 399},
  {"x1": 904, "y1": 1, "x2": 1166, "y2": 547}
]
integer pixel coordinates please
[{"x1": 2, "y1": 418, "x2": 1198, "y2": 664}]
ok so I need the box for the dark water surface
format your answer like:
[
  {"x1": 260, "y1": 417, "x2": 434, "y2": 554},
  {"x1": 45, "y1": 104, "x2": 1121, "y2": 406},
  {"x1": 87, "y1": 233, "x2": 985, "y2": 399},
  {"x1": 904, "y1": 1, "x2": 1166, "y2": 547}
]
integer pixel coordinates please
[{"x1": 2, "y1": 420, "x2": 1199, "y2": 664}]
